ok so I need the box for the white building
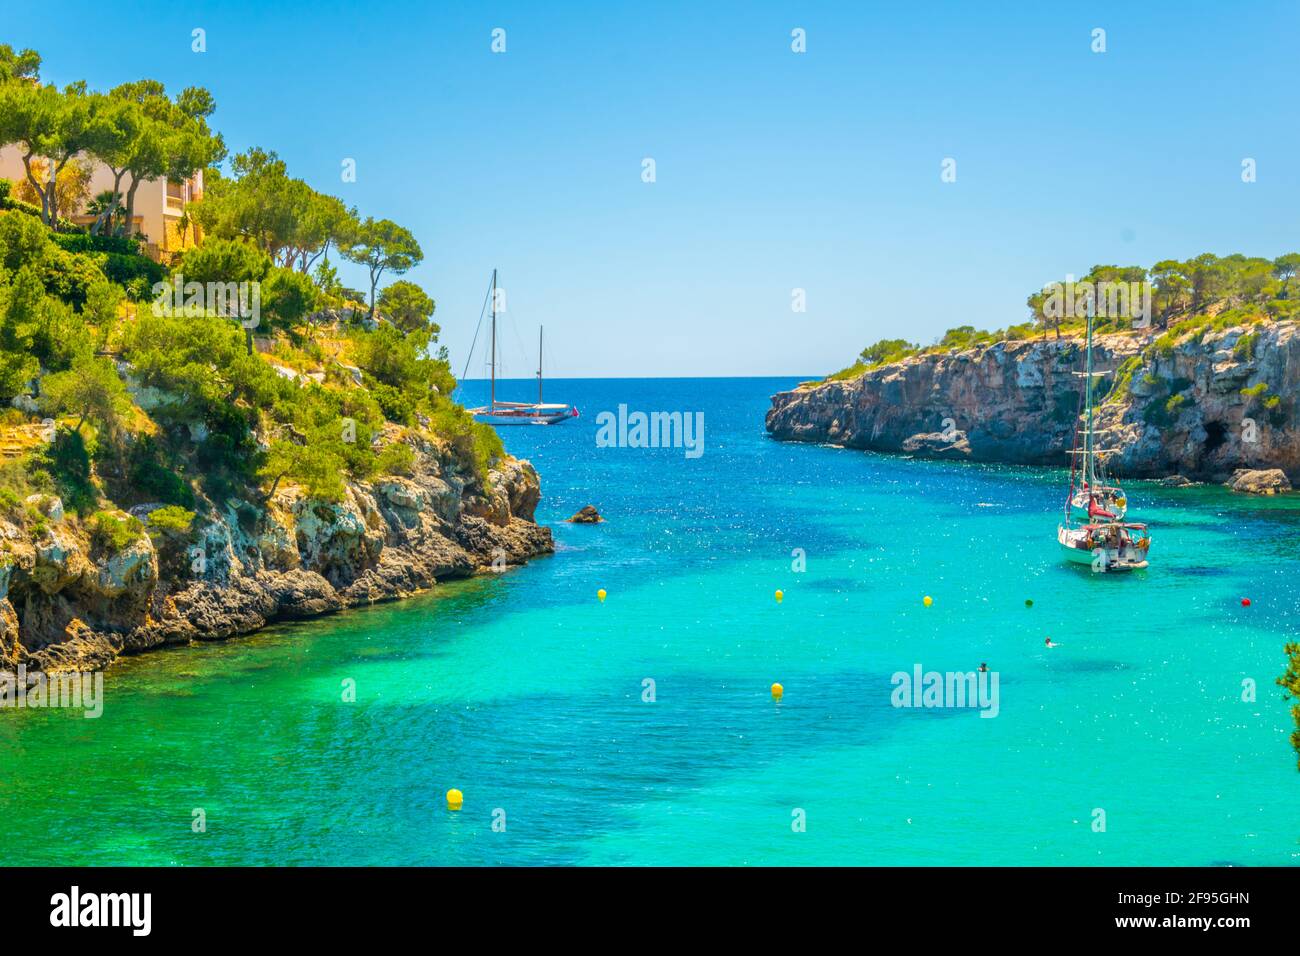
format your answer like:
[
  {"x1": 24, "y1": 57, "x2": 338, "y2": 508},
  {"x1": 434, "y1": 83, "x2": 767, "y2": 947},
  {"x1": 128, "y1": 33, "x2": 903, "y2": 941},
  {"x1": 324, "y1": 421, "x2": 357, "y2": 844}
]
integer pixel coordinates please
[{"x1": 0, "y1": 144, "x2": 203, "y2": 260}]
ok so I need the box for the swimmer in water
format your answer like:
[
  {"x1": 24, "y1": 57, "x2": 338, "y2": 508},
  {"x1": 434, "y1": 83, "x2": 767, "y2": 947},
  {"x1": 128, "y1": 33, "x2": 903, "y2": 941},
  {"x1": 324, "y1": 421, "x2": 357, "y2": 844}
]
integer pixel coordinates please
[
  {"x1": 979, "y1": 662, "x2": 988, "y2": 672},
  {"x1": 1045, "y1": 637, "x2": 1058, "y2": 648}
]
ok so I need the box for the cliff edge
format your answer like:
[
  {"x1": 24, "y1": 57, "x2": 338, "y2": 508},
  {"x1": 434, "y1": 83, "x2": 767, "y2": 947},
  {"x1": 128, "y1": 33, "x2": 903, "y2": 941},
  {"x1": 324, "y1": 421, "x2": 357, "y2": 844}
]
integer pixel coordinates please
[
  {"x1": 766, "y1": 320, "x2": 1300, "y2": 481},
  {"x1": 0, "y1": 442, "x2": 552, "y2": 673}
]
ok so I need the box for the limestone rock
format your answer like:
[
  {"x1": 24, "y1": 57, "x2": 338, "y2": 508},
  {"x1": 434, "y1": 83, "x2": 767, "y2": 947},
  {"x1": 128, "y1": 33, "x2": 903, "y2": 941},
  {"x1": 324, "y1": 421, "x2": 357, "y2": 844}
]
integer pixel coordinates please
[
  {"x1": 24, "y1": 494, "x2": 64, "y2": 522},
  {"x1": 1226, "y1": 468, "x2": 1291, "y2": 495},
  {"x1": 5, "y1": 446, "x2": 553, "y2": 673},
  {"x1": 766, "y1": 321, "x2": 1300, "y2": 482},
  {"x1": 901, "y1": 431, "x2": 972, "y2": 459}
]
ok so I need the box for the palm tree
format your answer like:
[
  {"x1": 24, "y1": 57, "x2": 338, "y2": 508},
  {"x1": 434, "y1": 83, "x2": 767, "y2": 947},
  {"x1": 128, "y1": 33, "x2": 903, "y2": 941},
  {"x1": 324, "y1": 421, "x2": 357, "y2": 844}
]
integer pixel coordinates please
[{"x1": 87, "y1": 190, "x2": 126, "y2": 236}]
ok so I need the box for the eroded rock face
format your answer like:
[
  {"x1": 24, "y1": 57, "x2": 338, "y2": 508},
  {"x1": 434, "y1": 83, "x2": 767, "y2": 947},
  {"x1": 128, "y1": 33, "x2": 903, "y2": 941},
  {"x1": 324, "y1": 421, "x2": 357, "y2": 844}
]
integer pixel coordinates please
[
  {"x1": 767, "y1": 321, "x2": 1300, "y2": 482},
  {"x1": 1, "y1": 452, "x2": 553, "y2": 673}
]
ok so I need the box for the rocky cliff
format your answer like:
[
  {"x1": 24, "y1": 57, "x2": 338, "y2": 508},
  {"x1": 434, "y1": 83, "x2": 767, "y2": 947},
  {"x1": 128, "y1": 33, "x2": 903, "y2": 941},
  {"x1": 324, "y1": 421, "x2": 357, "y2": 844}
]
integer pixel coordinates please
[
  {"x1": 767, "y1": 320, "x2": 1300, "y2": 481},
  {"x1": 0, "y1": 437, "x2": 551, "y2": 673}
]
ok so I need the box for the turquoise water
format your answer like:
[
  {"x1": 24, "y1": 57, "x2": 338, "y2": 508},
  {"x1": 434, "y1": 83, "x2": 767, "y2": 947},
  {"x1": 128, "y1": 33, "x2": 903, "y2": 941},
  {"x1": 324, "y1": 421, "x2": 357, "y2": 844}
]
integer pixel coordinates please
[{"x1": 2, "y1": 377, "x2": 1298, "y2": 865}]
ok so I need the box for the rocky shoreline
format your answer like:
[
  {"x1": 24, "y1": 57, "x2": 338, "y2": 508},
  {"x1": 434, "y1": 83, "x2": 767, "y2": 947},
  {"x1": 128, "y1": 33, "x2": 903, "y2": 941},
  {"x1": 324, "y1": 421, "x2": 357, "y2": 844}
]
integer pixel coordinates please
[
  {"x1": 0, "y1": 439, "x2": 552, "y2": 674},
  {"x1": 767, "y1": 320, "x2": 1300, "y2": 485}
]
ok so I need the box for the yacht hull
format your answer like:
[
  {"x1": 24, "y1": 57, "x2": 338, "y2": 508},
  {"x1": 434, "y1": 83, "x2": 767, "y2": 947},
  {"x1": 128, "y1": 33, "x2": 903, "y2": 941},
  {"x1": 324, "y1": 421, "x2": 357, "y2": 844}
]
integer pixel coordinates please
[
  {"x1": 1057, "y1": 525, "x2": 1150, "y2": 571},
  {"x1": 471, "y1": 404, "x2": 578, "y2": 426}
]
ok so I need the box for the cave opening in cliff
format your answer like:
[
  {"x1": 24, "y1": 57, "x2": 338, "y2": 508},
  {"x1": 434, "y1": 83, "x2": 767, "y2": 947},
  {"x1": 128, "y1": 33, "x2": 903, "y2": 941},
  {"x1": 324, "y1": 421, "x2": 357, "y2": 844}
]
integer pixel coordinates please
[{"x1": 1203, "y1": 421, "x2": 1228, "y2": 457}]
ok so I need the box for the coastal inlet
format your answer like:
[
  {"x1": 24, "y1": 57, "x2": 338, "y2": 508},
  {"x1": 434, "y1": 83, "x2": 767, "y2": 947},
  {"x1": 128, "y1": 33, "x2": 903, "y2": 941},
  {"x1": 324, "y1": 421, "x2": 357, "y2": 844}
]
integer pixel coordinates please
[{"x1": 3, "y1": 377, "x2": 1296, "y2": 865}]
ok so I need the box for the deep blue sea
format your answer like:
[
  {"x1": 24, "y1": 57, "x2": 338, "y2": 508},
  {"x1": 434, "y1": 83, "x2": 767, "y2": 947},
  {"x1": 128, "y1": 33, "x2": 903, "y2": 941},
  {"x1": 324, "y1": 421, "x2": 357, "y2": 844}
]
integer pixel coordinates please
[{"x1": 1, "y1": 377, "x2": 1297, "y2": 864}]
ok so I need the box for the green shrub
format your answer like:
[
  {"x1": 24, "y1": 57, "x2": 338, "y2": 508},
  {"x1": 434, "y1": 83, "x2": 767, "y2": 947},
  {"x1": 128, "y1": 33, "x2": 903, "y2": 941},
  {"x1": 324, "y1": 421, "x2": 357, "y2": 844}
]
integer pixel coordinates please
[
  {"x1": 258, "y1": 439, "x2": 347, "y2": 502},
  {"x1": 426, "y1": 397, "x2": 502, "y2": 485},
  {"x1": 0, "y1": 209, "x2": 51, "y2": 272},
  {"x1": 146, "y1": 505, "x2": 196, "y2": 535},
  {"x1": 376, "y1": 442, "x2": 416, "y2": 476},
  {"x1": 261, "y1": 266, "x2": 318, "y2": 333},
  {"x1": 1105, "y1": 356, "x2": 1143, "y2": 403},
  {"x1": 1233, "y1": 331, "x2": 1259, "y2": 360},
  {"x1": 123, "y1": 435, "x2": 196, "y2": 508},
  {"x1": 178, "y1": 238, "x2": 270, "y2": 285},
  {"x1": 0, "y1": 455, "x2": 52, "y2": 506},
  {"x1": 94, "y1": 251, "x2": 166, "y2": 295},
  {"x1": 83, "y1": 279, "x2": 124, "y2": 326},
  {"x1": 859, "y1": 338, "x2": 918, "y2": 367},
  {"x1": 1142, "y1": 401, "x2": 1170, "y2": 427},
  {"x1": 49, "y1": 232, "x2": 144, "y2": 257},
  {"x1": 366, "y1": 378, "x2": 417, "y2": 425},
  {"x1": 28, "y1": 428, "x2": 95, "y2": 515},
  {"x1": 88, "y1": 510, "x2": 143, "y2": 553}
]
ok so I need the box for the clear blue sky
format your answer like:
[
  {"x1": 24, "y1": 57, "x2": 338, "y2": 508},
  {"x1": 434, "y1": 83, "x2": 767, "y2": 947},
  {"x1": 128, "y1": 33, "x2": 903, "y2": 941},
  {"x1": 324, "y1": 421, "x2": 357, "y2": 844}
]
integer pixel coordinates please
[{"x1": 7, "y1": 1, "x2": 1299, "y2": 377}]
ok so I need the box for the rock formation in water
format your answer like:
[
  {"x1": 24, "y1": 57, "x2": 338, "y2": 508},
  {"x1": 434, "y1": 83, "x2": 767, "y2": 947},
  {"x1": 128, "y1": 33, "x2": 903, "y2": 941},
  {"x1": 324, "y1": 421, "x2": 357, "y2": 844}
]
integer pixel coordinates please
[
  {"x1": 0, "y1": 442, "x2": 551, "y2": 673},
  {"x1": 766, "y1": 320, "x2": 1300, "y2": 486},
  {"x1": 567, "y1": 505, "x2": 604, "y2": 523},
  {"x1": 1225, "y1": 468, "x2": 1291, "y2": 494}
]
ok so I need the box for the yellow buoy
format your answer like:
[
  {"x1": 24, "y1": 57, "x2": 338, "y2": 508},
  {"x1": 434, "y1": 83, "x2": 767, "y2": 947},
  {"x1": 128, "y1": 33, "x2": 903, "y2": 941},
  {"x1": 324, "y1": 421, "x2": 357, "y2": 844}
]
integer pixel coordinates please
[
  {"x1": 597, "y1": 589, "x2": 607, "y2": 603},
  {"x1": 446, "y1": 788, "x2": 463, "y2": 811},
  {"x1": 774, "y1": 589, "x2": 784, "y2": 603},
  {"x1": 771, "y1": 682, "x2": 784, "y2": 700},
  {"x1": 923, "y1": 595, "x2": 933, "y2": 607}
]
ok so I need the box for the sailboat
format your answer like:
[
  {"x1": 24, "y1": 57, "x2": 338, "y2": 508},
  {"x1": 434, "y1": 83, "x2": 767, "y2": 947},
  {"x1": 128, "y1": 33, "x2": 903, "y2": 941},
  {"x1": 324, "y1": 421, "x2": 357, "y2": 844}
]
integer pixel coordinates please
[
  {"x1": 467, "y1": 270, "x2": 579, "y2": 426},
  {"x1": 1057, "y1": 299, "x2": 1151, "y2": 571}
]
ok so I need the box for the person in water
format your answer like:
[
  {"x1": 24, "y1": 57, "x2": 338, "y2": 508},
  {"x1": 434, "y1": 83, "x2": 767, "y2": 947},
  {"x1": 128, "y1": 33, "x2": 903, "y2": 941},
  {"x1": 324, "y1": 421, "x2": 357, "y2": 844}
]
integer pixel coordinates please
[
  {"x1": 979, "y1": 662, "x2": 988, "y2": 672},
  {"x1": 1045, "y1": 637, "x2": 1058, "y2": 648}
]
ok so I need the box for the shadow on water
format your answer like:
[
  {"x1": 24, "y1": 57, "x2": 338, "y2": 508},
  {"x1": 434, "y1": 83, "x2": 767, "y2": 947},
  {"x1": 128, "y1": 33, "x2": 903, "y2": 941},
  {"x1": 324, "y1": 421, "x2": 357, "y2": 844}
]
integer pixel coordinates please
[{"x1": 319, "y1": 667, "x2": 995, "y2": 864}]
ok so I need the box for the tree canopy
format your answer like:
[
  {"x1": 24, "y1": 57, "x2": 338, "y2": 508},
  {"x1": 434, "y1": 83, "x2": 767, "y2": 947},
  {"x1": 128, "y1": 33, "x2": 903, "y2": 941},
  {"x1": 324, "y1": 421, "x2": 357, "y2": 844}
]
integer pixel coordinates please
[
  {"x1": 0, "y1": 43, "x2": 498, "y2": 519},
  {"x1": 341, "y1": 217, "x2": 423, "y2": 319},
  {"x1": 377, "y1": 279, "x2": 436, "y2": 335},
  {"x1": 191, "y1": 147, "x2": 358, "y2": 273}
]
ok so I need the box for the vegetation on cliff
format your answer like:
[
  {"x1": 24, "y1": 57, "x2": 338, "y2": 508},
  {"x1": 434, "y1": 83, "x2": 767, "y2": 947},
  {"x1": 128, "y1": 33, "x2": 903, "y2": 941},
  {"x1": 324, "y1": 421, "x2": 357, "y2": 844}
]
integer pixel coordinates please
[
  {"x1": 0, "y1": 45, "x2": 504, "y2": 554},
  {"x1": 827, "y1": 251, "x2": 1300, "y2": 383}
]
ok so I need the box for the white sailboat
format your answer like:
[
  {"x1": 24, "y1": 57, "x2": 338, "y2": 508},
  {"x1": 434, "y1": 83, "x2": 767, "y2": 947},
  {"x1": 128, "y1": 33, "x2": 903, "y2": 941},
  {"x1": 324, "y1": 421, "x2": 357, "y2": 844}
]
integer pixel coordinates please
[
  {"x1": 1057, "y1": 299, "x2": 1151, "y2": 571},
  {"x1": 468, "y1": 269, "x2": 579, "y2": 426}
]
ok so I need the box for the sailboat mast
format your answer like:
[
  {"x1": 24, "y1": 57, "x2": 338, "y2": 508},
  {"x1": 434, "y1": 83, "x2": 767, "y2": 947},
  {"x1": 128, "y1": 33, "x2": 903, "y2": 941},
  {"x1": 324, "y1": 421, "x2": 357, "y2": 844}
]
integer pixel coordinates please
[
  {"x1": 1084, "y1": 293, "x2": 1095, "y2": 488},
  {"x1": 537, "y1": 326, "x2": 543, "y2": 405},
  {"x1": 490, "y1": 269, "x2": 497, "y2": 410}
]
